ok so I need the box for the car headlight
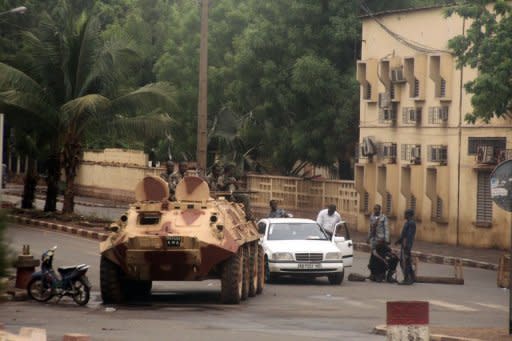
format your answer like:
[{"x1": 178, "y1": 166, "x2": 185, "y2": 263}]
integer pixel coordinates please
[
  {"x1": 325, "y1": 252, "x2": 342, "y2": 260},
  {"x1": 272, "y1": 252, "x2": 294, "y2": 261}
]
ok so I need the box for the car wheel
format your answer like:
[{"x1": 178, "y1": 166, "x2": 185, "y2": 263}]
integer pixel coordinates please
[
  {"x1": 264, "y1": 256, "x2": 277, "y2": 284},
  {"x1": 328, "y1": 270, "x2": 344, "y2": 285}
]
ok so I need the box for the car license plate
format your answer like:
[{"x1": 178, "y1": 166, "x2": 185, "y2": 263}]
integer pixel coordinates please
[
  {"x1": 167, "y1": 237, "x2": 181, "y2": 248},
  {"x1": 297, "y1": 263, "x2": 321, "y2": 269}
]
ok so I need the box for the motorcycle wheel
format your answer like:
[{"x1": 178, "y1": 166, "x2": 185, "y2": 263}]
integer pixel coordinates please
[
  {"x1": 27, "y1": 278, "x2": 53, "y2": 302},
  {"x1": 71, "y1": 278, "x2": 90, "y2": 306}
]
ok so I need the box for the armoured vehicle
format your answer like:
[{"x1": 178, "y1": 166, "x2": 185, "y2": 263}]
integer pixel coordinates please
[{"x1": 100, "y1": 175, "x2": 264, "y2": 304}]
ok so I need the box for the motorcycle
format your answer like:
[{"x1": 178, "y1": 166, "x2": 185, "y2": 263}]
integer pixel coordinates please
[{"x1": 27, "y1": 246, "x2": 91, "y2": 306}]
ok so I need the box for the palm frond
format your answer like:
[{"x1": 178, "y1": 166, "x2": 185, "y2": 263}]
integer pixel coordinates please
[
  {"x1": 0, "y1": 63, "x2": 47, "y2": 98},
  {"x1": 111, "y1": 112, "x2": 174, "y2": 139},
  {"x1": 61, "y1": 94, "x2": 111, "y2": 134},
  {"x1": 110, "y1": 82, "x2": 177, "y2": 114}
]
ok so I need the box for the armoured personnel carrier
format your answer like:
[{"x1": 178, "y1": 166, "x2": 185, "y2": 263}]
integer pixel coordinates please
[{"x1": 100, "y1": 175, "x2": 264, "y2": 304}]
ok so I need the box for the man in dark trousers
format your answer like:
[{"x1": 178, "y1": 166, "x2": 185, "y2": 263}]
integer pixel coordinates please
[
  {"x1": 395, "y1": 208, "x2": 417, "y2": 285},
  {"x1": 367, "y1": 204, "x2": 398, "y2": 282}
]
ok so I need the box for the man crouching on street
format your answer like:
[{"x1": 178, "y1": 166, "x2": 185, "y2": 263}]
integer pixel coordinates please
[{"x1": 367, "y1": 204, "x2": 398, "y2": 283}]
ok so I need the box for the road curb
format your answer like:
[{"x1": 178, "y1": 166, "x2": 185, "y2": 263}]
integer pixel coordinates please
[
  {"x1": 353, "y1": 242, "x2": 498, "y2": 271},
  {"x1": 4, "y1": 191, "x2": 128, "y2": 209},
  {"x1": 8, "y1": 214, "x2": 109, "y2": 241},
  {"x1": 7, "y1": 214, "x2": 499, "y2": 270},
  {"x1": 373, "y1": 324, "x2": 482, "y2": 341}
]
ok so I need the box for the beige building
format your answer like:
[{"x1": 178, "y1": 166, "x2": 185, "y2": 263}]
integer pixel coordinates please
[{"x1": 355, "y1": 5, "x2": 512, "y2": 249}]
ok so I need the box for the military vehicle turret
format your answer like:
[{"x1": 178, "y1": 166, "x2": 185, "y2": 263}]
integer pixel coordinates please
[{"x1": 99, "y1": 175, "x2": 264, "y2": 304}]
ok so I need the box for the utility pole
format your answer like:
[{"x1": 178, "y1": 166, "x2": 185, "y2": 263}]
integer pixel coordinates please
[{"x1": 196, "y1": 0, "x2": 209, "y2": 175}]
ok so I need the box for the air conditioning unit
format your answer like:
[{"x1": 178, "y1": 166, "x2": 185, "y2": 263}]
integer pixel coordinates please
[
  {"x1": 431, "y1": 146, "x2": 447, "y2": 163},
  {"x1": 383, "y1": 108, "x2": 396, "y2": 121},
  {"x1": 362, "y1": 136, "x2": 377, "y2": 156},
  {"x1": 411, "y1": 146, "x2": 421, "y2": 164},
  {"x1": 476, "y1": 145, "x2": 496, "y2": 164},
  {"x1": 378, "y1": 92, "x2": 391, "y2": 109},
  {"x1": 439, "y1": 107, "x2": 449, "y2": 121},
  {"x1": 391, "y1": 68, "x2": 406, "y2": 83}
]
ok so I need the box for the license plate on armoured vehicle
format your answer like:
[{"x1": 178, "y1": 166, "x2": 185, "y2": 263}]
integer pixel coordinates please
[{"x1": 166, "y1": 237, "x2": 181, "y2": 248}]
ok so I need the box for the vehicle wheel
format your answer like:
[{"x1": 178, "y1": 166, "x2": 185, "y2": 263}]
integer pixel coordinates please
[
  {"x1": 328, "y1": 270, "x2": 344, "y2": 285},
  {"x1": 72, "y1": 278, "x2": 91, "y2": 306},
  {"x1": 27, "y1": 277, "x2": 53, "y2": 302},
  {"x1": 100, "y1": 255, "x2": 124, "y2": 304},
  {"x1": 256, "y1": 245, "x2": 265, "y2": 294},
  {"x1": 220, "y1": 249, "x2": 243, "y2": 304},
  {"x1": 248, "y1": 242, "x2": 258, "y2": 297},
  {"x1": 241, "y1": 245, "x2": 250, "y2": 301},
  {"x1": 124, "y1": 280, "x2": 152, "y2": 299},
  {"x1": 264, "y1": 256, "x2": 277, "y2": 284}
]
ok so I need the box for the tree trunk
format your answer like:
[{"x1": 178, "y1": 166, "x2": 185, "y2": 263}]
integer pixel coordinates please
[
  {"x1": 44, "y1": 152, "x2": 60, "y2": 212},
  {"x1": 62, "y1": 140, "x2": 82, "y2": 214},
  {"x1": 21, "y1": 158, "x2": 38, "y2": 209}
]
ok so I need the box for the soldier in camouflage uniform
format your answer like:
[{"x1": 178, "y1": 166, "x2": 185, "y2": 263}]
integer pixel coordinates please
[
  {"x1": 206, "y1": 163, "x2": 224, "y2": 191},
  {"x1": 220, "y1": 163, "x2": 254, "y2": 221},
  {"x1": 168, "y1": 162, "x2": 188, "y2": 201},
  {"x1": 160, "y1": 161, "x2": 175, "y2": 200}
]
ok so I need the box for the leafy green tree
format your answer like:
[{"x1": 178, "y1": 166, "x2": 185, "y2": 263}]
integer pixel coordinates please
[
  {"x1": 0, "y1": 2, "x2": 175, "y2": 213},
  {"x1": 447, "y1": 0, "x2": 512, "y2": 123}
]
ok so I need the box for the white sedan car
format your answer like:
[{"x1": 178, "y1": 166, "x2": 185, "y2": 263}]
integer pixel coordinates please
[{"x1": 257, "y1": 218, "x2": 353, "y2": 285}]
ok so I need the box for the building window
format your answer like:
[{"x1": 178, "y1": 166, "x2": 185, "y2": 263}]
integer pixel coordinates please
[
  {"x1": 428, "y1": 145, "x2": 448, "y2": 164},
  {"x1": 476, "y1": 172, "x2": 492, "y2": 225},
  {"x1": 413, "y1": 78, "x2": 420, "y2": 97},
  {"x1": 468, "y1": 137, "x2": 506, "y2": 155},
  {"x1": 385, "y1": 192, "x2": 392, "y2": 216},
  {"x1": 409, "y1": 194, "x2": 416, "y2": 212},
  {"x1": 401, "y1": 144, "x2": 422, "y2": 164},
  {"x1": 363, "y1": 191, "x2": 369, "y2": 212},
  {"x1": 440, "y1": 78, "x2": 446, "y2": 97},
  {"x1": 365, "y1": 82, "x2": 372, "y2": 100},
  {"x1": 402, "y1": 107, "x2": 422, "y2": 125},
  {"x1": 434, "y1": 196, "x2": 443, "y2": 220},
  {"x1": 428, "y1": 106, "x2": 449, "y2": 124}
]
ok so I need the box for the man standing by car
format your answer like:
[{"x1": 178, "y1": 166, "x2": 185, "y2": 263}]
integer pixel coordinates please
[
  {"x1": 268, "y1": 200, "x2": 290, "y2": 218},
  {"x1": 367, "y1": 204, "x2": 397, "y2": 282},
  {"x1": 395, "y1": 209, "x2": 416, "y2": 285},
  {"x1": 316, "y1": 204, "x2": 342, "y2": 238}
]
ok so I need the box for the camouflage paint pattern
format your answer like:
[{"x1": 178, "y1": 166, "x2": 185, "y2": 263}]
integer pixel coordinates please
[{"x1": 100, "y1": 176, "x2": 259, "y2": 281}]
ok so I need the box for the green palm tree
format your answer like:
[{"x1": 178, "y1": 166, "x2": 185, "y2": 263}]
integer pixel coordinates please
[{"x1": 0, "y1": 4, "x2": 175, "y2": 213}]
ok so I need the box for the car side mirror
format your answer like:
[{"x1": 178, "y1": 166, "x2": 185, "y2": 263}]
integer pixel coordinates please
[{"x1": 333, "y1": 236, "x2": 345, "y2": 243}]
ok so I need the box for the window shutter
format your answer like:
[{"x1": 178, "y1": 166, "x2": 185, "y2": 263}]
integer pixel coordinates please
[{"x1": 476, "y1": 172, "x2": 492, "y2": 224}]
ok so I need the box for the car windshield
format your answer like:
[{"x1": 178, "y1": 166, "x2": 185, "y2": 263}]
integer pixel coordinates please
[{"x1": 267, "y1": 222, "x2": 328, "y2": 241}]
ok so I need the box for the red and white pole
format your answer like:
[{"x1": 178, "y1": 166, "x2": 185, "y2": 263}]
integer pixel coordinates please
[{"x1": 386, "y1": 301, "x2": 429, "y2": 340}]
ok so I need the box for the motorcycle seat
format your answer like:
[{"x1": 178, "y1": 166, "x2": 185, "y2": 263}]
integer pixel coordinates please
[{"x1": 58, "y1": 264, "x2": 88, "y2": 275}]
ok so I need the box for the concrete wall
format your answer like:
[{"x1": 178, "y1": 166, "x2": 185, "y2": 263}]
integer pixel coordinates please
[
  {"x1": 356, "y1": 6, "x2": 511, "y2": 249},
  {"x1": 75, "y1": 149, "x2": 163, "y2": 202}
]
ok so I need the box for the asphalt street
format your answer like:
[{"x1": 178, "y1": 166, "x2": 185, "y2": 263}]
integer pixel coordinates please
[{"x1": 1, "y1": 223, "x2": 508, "y2": 340}]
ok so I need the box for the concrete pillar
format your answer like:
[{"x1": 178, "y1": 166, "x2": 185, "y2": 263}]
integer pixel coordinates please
[
  {"x1": 14, "y1": 245, "x2": 40, "y2": 289},
  {"x1": 386, "y1": 301, "x2": 429, "y2": 340}
]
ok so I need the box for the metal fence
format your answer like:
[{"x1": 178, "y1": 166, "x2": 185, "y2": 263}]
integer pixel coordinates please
[{"x1": 246, "y1": 174, "x2": 358, "y2": 226}]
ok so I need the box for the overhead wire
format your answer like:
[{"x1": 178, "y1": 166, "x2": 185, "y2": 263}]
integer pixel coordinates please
[{"x1": 359, "y1": 1, "x2": 452, "y2": 54}]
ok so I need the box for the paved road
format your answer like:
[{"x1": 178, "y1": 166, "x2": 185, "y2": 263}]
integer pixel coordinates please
[{"x1": 1, "y1": 224, "x2": 508, "y2": 340}]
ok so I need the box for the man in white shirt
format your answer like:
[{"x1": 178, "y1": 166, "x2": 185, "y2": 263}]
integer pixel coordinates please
[{"x1": 316, "y1": 204, "x2": 342, "y2": 238}]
